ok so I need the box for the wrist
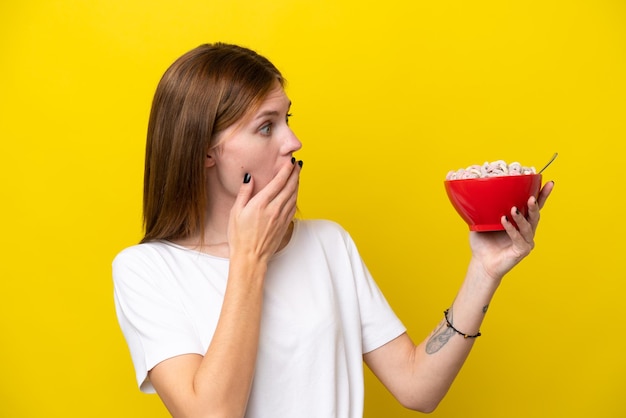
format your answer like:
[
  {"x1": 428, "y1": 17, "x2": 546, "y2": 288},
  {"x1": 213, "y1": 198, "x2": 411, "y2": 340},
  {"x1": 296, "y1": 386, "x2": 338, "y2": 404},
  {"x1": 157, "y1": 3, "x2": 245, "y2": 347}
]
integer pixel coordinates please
[
  {"x1": 229, "y1": 251, "x2": 268, "y2": 283},
  {"x1": 444, "y1": 308, "x2": 482, "y2": 339},
  {"x1": 467, "y1": 257, "x2": 503, "y2": 292}
]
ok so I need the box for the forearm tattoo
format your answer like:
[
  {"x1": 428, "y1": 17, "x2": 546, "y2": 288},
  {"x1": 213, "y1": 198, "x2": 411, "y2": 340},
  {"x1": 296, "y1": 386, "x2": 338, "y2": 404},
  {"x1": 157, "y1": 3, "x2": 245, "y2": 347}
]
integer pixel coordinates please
[
  {"x1": 425, "y1": 310, "x2": 456, "y2": 354},
  {"x1": 425, "y1": 305, "x2": 489, "y2": 354}
]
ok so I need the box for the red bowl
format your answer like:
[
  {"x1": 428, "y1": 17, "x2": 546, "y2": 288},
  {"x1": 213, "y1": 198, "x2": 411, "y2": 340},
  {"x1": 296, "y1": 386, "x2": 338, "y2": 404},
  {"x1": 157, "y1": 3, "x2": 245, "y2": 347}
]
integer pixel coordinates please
[{"x1": 444, "y1": 174, "x2": 542, "y2": 231}]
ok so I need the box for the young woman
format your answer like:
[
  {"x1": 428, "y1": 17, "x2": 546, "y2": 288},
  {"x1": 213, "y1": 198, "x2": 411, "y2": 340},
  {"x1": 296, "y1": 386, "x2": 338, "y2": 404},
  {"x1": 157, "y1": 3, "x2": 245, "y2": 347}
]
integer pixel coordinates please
[{"x1": 113, "y1": 42, "x2": 554, "y2": 418}]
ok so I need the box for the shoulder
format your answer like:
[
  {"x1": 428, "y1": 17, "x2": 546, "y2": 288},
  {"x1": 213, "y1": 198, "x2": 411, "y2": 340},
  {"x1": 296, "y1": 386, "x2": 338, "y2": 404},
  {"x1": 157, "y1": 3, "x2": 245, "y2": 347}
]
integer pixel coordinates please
[
  {"x1": 112, "y1": 241, "x2": 181, "y2": 288},
  {"x1": 296, "y1": 218, "x2": 350, "y2": 240},
  {"x1": 113, "y1": 241, "x2": 169, "y2": 269},
  {"x1": 294, "y1": 219, "x2": 357, "y2": 254}
]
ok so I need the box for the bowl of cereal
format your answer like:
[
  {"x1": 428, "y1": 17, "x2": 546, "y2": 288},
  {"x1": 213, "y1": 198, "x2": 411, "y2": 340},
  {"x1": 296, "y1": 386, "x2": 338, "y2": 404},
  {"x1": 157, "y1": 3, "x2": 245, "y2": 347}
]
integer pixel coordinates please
[{"x1": 444, "y1": 160, "x2": 542, "y2": 231}]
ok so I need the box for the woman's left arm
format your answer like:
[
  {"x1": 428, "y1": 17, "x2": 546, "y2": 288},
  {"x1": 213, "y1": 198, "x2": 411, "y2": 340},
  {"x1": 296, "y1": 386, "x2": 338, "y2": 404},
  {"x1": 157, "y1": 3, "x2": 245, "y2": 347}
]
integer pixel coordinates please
[{"x1": 364, "y1": 181, "x2": 555, "y2": 413}]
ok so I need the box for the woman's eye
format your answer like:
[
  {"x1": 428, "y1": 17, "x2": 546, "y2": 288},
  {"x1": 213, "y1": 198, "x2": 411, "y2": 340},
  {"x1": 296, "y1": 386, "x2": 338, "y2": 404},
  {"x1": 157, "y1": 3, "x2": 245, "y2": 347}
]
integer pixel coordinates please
[
  {"x1": 260, "y1": 123, "x2": 272, "y2": 136},
  {"x1": 286, "y1": 113, "x2": 293, "y2": 125}
]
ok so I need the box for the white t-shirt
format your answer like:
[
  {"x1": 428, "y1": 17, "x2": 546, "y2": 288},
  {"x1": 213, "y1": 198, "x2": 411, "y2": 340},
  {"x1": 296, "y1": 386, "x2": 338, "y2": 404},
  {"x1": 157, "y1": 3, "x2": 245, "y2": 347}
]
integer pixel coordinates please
[{"x1": 113, "y1": 219, "x2": 406, "y2": 418}]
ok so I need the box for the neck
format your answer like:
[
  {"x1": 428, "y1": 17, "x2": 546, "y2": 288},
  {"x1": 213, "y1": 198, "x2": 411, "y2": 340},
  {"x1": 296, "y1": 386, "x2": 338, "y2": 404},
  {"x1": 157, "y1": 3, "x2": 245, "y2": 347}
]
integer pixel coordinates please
[
  {"x1": 173, "y1": 196, "x2": 233, "y2": 250},
  {"x1": 175, "y1": 218, "x2": 295, "y2": 259}
]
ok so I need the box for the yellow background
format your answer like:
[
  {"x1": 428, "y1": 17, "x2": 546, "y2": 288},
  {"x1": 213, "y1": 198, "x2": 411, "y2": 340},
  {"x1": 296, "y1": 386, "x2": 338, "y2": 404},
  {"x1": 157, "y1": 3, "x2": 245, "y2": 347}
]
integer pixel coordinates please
[{"x1": 1, "y1": 0, "x2": 624, "y2": 417}]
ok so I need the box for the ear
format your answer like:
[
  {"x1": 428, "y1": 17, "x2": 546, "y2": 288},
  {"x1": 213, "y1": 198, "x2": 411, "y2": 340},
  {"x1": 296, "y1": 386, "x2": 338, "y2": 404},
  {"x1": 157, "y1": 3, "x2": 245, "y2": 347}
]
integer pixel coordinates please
[{"x1": 205, "y1": 153, "x2": 216, "y2": 168}]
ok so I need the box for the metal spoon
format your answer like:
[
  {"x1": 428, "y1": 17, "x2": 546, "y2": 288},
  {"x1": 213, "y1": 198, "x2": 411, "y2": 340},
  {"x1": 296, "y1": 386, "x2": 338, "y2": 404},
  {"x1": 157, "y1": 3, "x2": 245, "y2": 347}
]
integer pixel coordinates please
[{"x1": 538, "y1": 152, "x2": 558, "y2": 174}]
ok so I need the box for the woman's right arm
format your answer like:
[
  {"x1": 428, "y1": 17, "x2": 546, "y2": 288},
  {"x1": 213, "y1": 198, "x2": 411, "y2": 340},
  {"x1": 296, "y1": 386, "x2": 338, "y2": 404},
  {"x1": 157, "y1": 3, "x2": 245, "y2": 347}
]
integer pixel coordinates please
[
  {"x1": 148, "y1": 160, "x2": 301, "y2": 418},
  {"x1": 149, "y1": 256, "x2": 266, "y2": 418}
]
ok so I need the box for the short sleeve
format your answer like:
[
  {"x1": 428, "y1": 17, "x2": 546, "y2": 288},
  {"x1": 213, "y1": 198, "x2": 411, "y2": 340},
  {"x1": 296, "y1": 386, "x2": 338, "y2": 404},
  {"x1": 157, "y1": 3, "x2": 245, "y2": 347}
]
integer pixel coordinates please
[
  {"x1": 340, "y1": 228, "x2": 406, "y2": 354},
  {"x1": 112, "y1": 245, "x2": 204, "y2": 393}
]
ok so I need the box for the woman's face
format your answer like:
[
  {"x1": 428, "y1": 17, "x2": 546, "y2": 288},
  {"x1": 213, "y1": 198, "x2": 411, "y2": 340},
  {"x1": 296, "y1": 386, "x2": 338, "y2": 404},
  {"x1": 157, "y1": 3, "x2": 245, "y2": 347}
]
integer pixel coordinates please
[{"x1": 207, "y1": 83, "x2": 302, "y2": 198}]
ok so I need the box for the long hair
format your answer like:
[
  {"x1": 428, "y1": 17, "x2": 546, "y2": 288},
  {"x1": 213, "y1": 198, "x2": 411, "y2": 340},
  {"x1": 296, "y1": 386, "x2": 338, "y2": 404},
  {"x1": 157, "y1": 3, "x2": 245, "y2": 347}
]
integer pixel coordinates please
[{"x1": 141, "y1": 43, "x2": 284, "y2": 243}]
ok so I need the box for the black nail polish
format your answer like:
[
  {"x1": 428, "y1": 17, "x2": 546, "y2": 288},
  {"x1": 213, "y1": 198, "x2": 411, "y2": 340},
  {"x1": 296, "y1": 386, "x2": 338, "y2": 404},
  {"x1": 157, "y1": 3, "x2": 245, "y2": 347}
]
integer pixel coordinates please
[
  {"x1": 291, "y1": 157, "x2": 296, "y2": 164},
  {"x1": 504, "y1": 215, "x2": 509, "y2": 223},
  {"x1": 298, "y1": 160, "x2": 303, "y2": 168},
  {"x1": 243, "y1": 173, "x2": 251, "y2": 184},
  {"x1": 515, "y1": 208, "x2": 520, "y2": 215}
]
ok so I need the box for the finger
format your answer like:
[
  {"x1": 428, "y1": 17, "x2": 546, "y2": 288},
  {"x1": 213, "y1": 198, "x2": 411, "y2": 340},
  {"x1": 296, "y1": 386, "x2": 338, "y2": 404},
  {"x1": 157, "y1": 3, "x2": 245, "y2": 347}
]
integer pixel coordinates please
[
  {"x1": 232, "y1": 172, "x2": 255, "y2": 212},
  {"x1": 511, "y1": 206, "x2": 534, "y2": 243},
  {"x1": 501, "y1": 214, "x2": 534, "y2": 257},
  {"x1": 266, "y1": 165, "x2": 301, "y2": 230},
  {"x1": 277, "y1": 174, "x2": 300, "y2": 219},
  {"x1": 500, "y1": 214, "x2": 520, "y2": 238},
  {"x1": 525, "y1": 181, "x2": 554, "y2": 231},
  {"x1": 252, "y1": 158, "x2": 298, "y2": 204},
  {"x1": 526, "y1": 193, "x2": 542, "y2": 232},
  {"x1": 273, "y1": 196, "x2": 298, "y2": 240},
  {"x1": 537, "y1": 180, "x2": 555, "y2": 210},
  {"x1": 271, "y1": 159, "x2": 302, "y2": 206}
]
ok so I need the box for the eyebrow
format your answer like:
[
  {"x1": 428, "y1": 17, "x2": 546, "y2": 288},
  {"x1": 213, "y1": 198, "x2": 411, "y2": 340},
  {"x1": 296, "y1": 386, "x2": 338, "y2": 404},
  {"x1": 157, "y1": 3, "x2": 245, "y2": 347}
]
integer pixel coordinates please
[
  {"x1": 254, "y1": 110, "x2": 280, "y2": 119},
  {"x1": 253, "y1": 101, "x2": 292, "y2": 120}
]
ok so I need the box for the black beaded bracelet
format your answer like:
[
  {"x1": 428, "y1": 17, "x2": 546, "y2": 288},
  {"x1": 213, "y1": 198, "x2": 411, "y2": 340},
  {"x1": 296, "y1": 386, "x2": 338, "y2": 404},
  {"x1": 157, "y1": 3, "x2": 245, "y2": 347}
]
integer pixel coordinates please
[{"x1": 444, "y1": 309, "x2": 482, "y2": 339}]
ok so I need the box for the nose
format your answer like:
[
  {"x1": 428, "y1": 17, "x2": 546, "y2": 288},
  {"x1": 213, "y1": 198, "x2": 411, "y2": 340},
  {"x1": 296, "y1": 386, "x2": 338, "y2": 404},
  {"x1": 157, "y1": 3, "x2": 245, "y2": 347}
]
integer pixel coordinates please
[{"x1": 285, "y1": 127, "x2": 302, "y2": 154}]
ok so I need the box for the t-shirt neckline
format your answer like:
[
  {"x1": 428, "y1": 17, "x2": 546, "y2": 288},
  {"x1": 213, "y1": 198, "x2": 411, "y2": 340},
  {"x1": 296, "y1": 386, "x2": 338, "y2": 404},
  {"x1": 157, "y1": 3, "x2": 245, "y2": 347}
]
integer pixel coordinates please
[{"x1": 160, "y1": 219, "x2": 300, "y2": 261}]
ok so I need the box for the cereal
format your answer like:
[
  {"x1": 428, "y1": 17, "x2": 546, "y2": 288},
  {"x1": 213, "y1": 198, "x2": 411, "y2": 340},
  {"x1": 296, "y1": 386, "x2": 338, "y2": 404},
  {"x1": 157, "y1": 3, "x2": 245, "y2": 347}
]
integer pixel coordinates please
[{"x1": 446, "y1": 160, "x2": 536, "y2": 180}]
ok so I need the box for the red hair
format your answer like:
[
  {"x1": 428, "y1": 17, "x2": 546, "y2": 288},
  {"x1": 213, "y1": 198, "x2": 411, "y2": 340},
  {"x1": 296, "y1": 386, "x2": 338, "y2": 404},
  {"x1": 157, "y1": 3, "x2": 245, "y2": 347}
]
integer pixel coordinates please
[{"x1": 141, "y1": 43, "x2": 284, "y2": 243}]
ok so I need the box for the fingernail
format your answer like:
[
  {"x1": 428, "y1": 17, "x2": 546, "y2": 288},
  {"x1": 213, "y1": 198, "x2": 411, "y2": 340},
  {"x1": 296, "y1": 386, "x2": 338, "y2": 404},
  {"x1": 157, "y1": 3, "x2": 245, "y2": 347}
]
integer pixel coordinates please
[
  {"x1": 291, "y1": 157, "x2": 296, "y2": 164},
  {"x1": 298, "y1": 160, "x2": 303, "y2": 168},
  {"x1": 504, "y1": 215, "x2": 509, "y2": 223},
  {"x1": 243, "y1": 173, "x2": 251, "y2": 184},
  {"x1": 515, "y1": 208, "x2": 520, "y2": 215}
]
